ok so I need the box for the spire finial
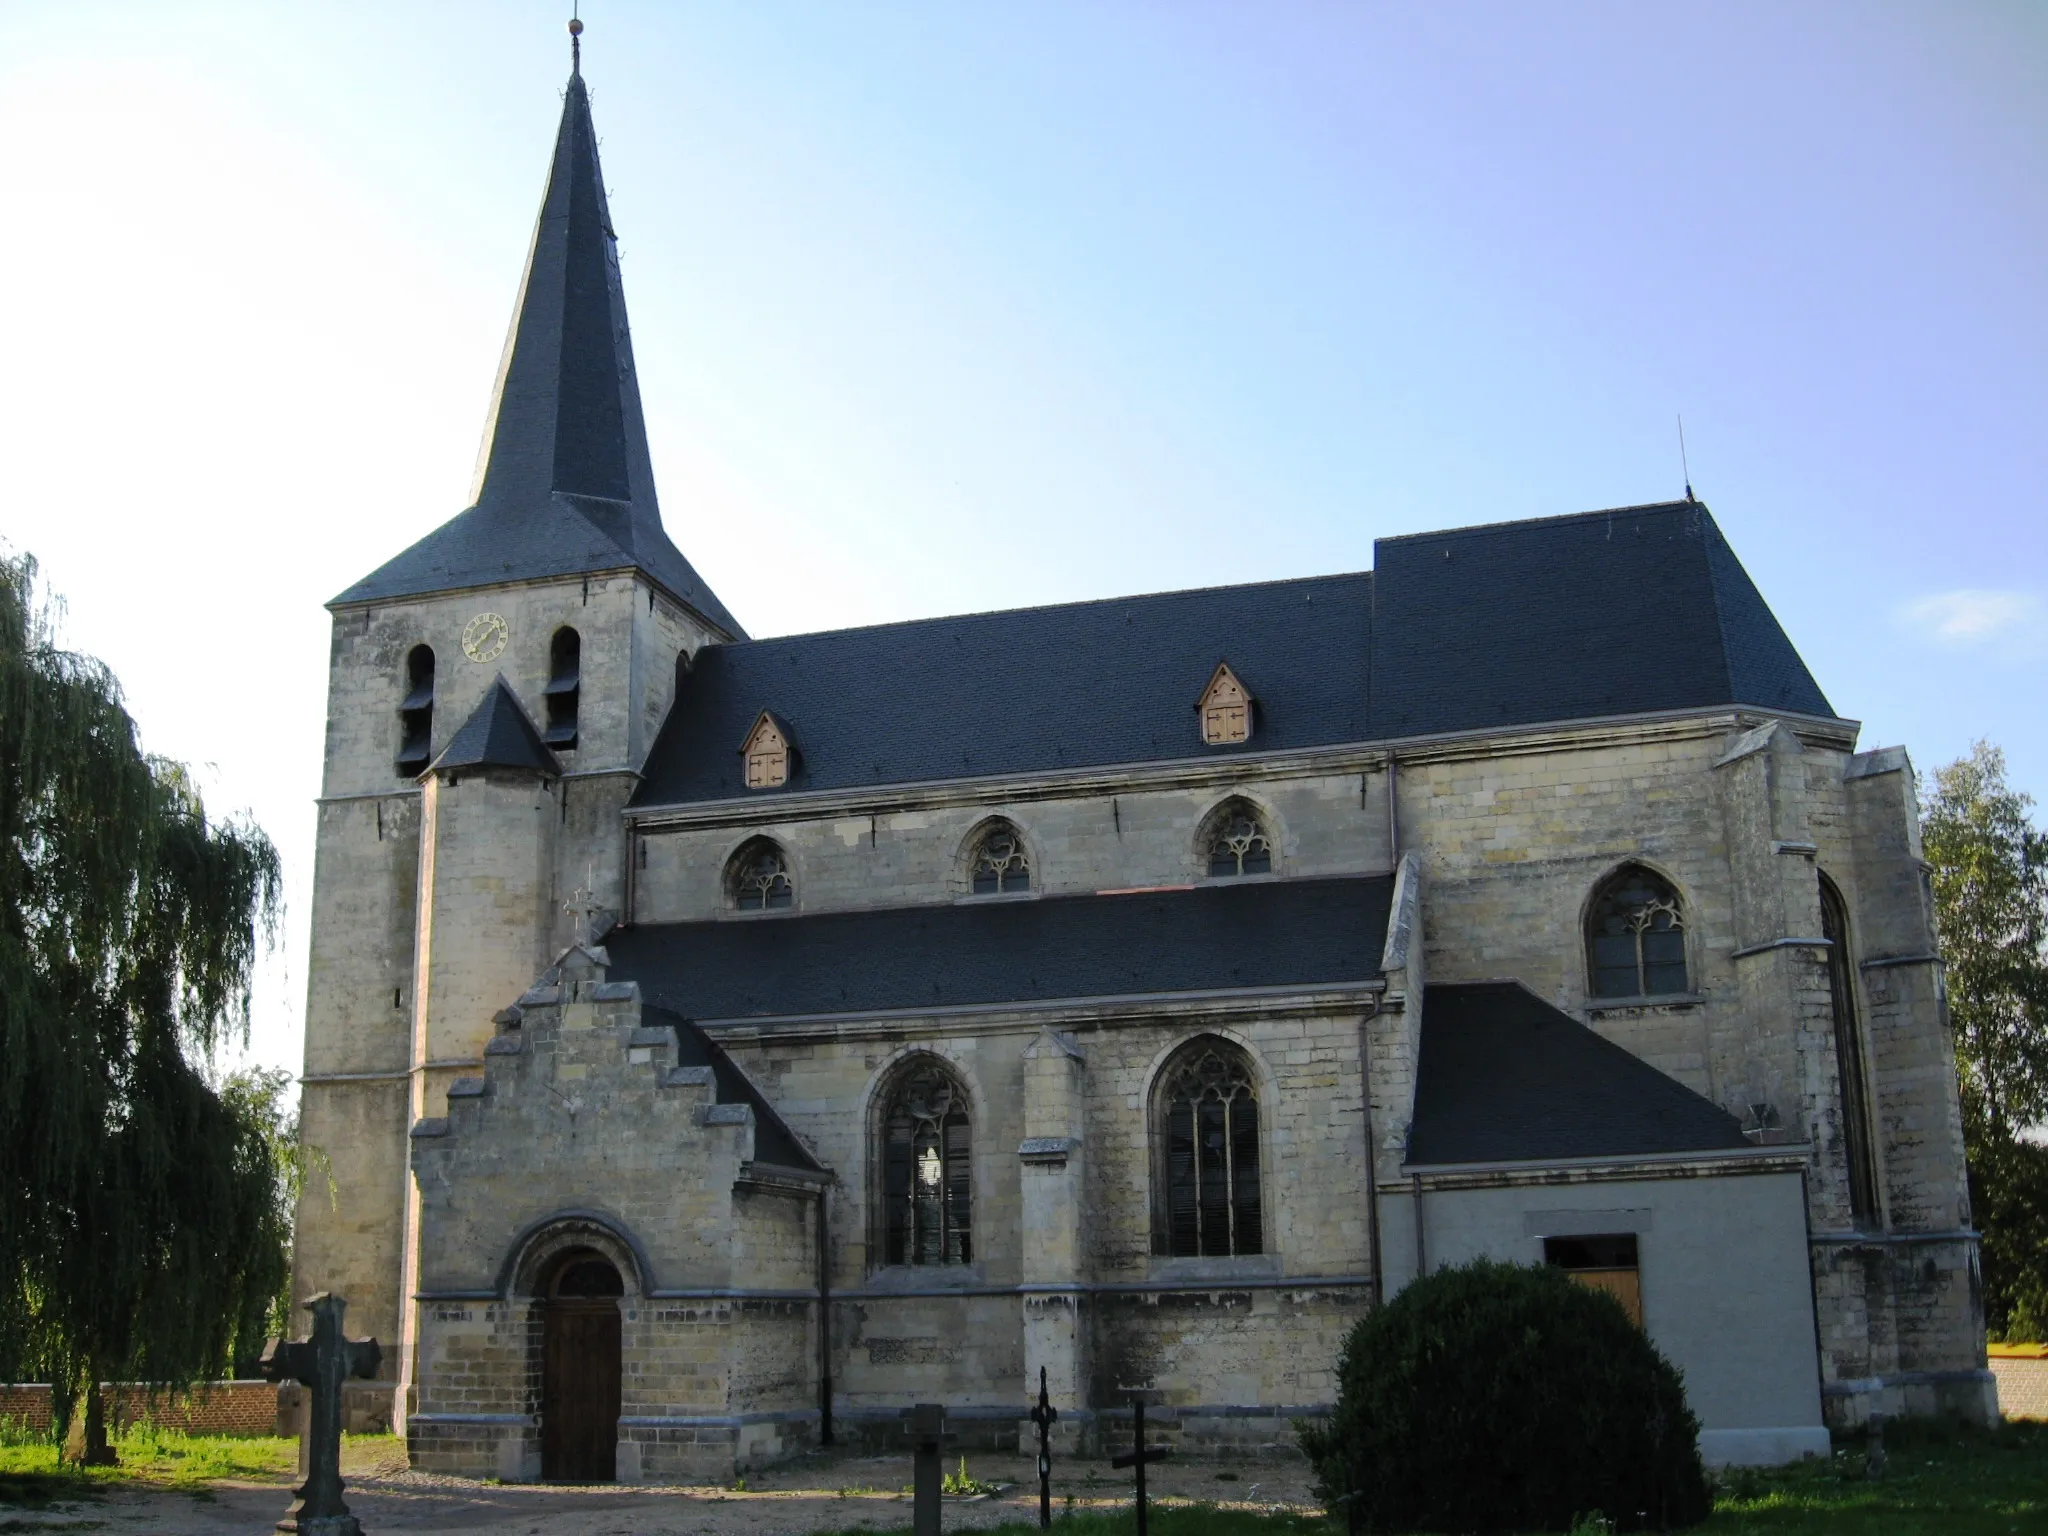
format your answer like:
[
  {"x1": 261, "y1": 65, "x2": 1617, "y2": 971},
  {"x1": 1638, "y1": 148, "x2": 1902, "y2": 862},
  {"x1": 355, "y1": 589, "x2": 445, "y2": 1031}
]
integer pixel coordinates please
[{"x1": 568, "y1": 10, "x2": 583, "y2": 76}]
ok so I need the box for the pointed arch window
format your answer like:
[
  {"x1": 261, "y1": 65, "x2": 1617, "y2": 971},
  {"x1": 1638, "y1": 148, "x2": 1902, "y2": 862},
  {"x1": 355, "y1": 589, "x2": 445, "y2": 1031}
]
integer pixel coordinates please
[
  {"x1": 879, "y1": 1059, "x2": 972, "y2": 1267},
  {"x1": 1820, "y1": 874, "x2": 1880, "y2": 1225},
  {"x1": 728, "y1": 839, "x2": 794, "y2": 912},
  {"x1": 396, "y1": 644, "x2": 435, "y2": 776},
  {"x1": 1203, "y1": 801, "x2": 1273, "y2": 878},
  {"x1": 1154, "y1": 1038, "x2": 1262, "y2": 1257},
  {"x1": 967, "y1": 822, "x2": 1031, "y2": 895},
  {"x1": 544, "y1": 627, "x2": 580, "y2": 750},
  {"x1": 1587, "y1": 865, "x2": 1689, "y2": 998}
]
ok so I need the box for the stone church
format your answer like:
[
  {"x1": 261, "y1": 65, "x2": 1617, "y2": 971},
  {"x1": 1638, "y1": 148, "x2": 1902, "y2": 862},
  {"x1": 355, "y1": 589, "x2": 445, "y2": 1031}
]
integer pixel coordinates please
[{"x1": 291, "y1": 49, "x2": 1993, "y2": 1485}]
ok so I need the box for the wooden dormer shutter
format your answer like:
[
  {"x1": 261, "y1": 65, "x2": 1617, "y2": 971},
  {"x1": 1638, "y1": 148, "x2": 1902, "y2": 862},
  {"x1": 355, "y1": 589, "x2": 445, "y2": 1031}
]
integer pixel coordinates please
[
  {"x1": 1195, "y1": 663, "x2": 1254, "y2": 746},
  {"x1": 740, "y1": 712, "x2": 792, "y2": 789}
]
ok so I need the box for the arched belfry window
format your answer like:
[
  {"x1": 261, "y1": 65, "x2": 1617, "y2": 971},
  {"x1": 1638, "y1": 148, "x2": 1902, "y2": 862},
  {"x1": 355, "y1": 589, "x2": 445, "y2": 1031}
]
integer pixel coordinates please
[
  {"x1": 967, "y1": 821, "x2": 1031, "y2": 895},
  {"x1": 1202, "y1": 800, "x2": 1273, "y2": 879},
  {"x1": 879, "y1": 1059, "x2": 972, "y2": 1267},
  {"x1": 1821, "y1": 874, "x2": 1880, "y2": 1225},
  {"x1": 1155, "y1": 1038, "x2": 1263, "y2": 1257},
  {"x1": 1587, "y1": 865, "x2": 1690, "y2": 998},
  {"x1": 396, "y1": 645, "x2": 435, "y2": 776},
  {"x1": 544, "y1": 627, "x2": 580, "y2": 750},
  {"x1": 727, "y1": 838, "x2": 794, "y2": 912}
]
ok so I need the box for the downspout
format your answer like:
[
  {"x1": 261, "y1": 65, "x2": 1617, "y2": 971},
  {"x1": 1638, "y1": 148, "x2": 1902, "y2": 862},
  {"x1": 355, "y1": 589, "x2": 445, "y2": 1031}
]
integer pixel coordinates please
[
  {"x1": 1411, "y1": 1172, "x2": 1427, "y2": 1281},
  {"x1": 817, "y1": 1186, "x2": 833, "y2": 1445},
  {"x1": 1386, "y1": 752, "x2": 1400, "y2": 862}
]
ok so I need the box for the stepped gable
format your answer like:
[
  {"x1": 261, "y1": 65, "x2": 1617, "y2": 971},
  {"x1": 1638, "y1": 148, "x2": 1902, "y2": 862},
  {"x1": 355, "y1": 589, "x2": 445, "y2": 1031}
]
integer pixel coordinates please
[
  {"x1": 631, "y1": 501, "x2": 1835, "y2": 808},
  {"x1": 602, "y1": 874, "x2": 1395, "y2": 1021},
  {"x1": 332, "y1": 69, "x2": 739, "y2": 637},
  {"x1": 1407, "y1": 980, "x2": 1754, "y2": 1166}
]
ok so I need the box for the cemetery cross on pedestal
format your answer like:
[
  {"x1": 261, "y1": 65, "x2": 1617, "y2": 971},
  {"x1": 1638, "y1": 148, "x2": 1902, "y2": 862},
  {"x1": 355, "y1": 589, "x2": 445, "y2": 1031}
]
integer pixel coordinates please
[{"x1": 260, "y1": 1293, "x2": 382, "y2": 1536}]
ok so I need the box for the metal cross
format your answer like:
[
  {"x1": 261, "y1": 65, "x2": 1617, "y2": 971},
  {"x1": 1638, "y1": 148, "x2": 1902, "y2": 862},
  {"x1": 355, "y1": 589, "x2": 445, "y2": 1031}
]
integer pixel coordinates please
[
  {"x1": 1028, "y1": 1366, "x2": 1059, "y2": 1530},
  {"x1": 1110, "y1": 1396, "x2": 1171, "y2": 1536},
  {"x1": 260, "y1": 1293, "x2": 381, "y2": 1536},
  {"x1": 564, "y1": 877, "x2": 605, "y2": 942}
]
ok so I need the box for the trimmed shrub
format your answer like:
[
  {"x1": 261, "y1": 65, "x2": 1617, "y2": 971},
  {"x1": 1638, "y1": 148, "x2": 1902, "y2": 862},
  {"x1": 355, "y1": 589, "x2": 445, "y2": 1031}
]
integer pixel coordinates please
[{"x1": 1299, "y1": 1260, "x2": 1710, "y2": 1532}]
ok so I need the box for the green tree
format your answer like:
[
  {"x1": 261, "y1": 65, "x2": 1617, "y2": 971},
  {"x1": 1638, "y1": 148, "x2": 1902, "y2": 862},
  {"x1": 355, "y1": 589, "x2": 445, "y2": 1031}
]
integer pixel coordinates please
[
  {"x1": 0, "y1": 552, "x2": 287, "y2": 1459},
  {"x1": 1923, "y1": 741, "x2": 2048, "y2": 1340}
]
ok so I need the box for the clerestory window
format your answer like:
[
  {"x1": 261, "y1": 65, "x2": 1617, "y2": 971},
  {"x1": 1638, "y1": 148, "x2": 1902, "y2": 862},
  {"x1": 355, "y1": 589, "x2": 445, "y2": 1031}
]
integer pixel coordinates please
[
  {"x1": 1586, "y1": 865, "x2": 1689, "y2": 998},
  {"x1": 879, "y1": 1059, "x2": 972, "y2": 1267},
  {"x1": 1203, "y1": 801, "x2": 1273, "y2": 879},
  {"x1": 967, "y1": 822, "x2": 1031, "y2": 895},
  {"x1": 728, "y1": 839, "x2": 794, "y2": 912},
  {"x1": 1155, "y1": 1038, "x2": 1263, "y2": 1258}
]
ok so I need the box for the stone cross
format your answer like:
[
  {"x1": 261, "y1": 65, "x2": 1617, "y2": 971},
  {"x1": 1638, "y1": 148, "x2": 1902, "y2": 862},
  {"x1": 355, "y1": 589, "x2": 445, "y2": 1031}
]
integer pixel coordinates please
[
  {"x1": 1028, "y1": 1366, "x2": 1059, "y2": 1530},
  {"x1": 1110, "y1": 1396, "x2": 1171, "y2": 1536},
  {"x1": 904, "y1": 1402, "x2": 947, "y2": 1536},
  {"x1": 260, "y1": 1293, "x2": 382, "y2": 1536}
]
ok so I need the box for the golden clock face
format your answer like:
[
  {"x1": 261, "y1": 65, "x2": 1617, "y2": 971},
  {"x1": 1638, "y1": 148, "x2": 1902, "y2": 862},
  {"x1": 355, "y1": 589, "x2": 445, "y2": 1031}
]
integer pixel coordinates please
[{"x1": 461, "y1": 612, "x2": 509, "y2": 664}]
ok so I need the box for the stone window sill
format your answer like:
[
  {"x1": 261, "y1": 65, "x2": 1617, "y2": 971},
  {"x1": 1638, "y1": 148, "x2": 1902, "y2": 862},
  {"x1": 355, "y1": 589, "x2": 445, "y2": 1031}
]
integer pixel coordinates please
[
  {"x1": 1146, "y1": 1253, "x2": 1281, "y2": 1285},
  {"x1": 861, "y1": 1262, "x2": 987, "y2": 1293},
  {"x1": 1585, "y1": 992, "x2": 1706, "y2": 1016}
]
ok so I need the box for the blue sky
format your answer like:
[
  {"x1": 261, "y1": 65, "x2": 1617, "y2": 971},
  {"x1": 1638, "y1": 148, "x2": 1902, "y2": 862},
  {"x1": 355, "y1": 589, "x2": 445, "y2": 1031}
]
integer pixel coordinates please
[{"x1": 0, "y1": 1, "x2": 2041, "y2": 1076}]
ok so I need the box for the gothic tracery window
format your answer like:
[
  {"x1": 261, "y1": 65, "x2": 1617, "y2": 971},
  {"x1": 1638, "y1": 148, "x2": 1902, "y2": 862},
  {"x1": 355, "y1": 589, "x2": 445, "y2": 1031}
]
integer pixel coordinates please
[
  {"x1": 1204, "y1": 802, "x2": 1273, "y2": 878},
  {"x1": 729, "y1": 839, "x2": 794, "y2": 911},
  {"x1": 1156, "y1": 1039, "x2": 1263, "y2": 1257},
  {"x1": 880, "y1": 1060, "x2": 972, "y2": 1267},
  {"x1": 1587, "y1": 865, "x2": 1689, "y2": 998},
  {"x1": 968, "y1": 822, "x2": 1031, "y2": 895}
]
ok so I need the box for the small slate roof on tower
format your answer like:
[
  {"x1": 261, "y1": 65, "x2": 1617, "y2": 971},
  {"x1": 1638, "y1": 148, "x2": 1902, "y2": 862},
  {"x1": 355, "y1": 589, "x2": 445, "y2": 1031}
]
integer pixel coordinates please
[
  {"x1": 428, "y1": 677, "x2": 561, "y2": 777},
  {"x1": 631, "y1": 501, "x2": 1834, "y2": 808},
  {"x1": 603, "y1": 875, "x2": 1393, "y2": 1020},
  {"x1": 332, "y1": 72, "x2": 740, "y2": 637},
  {"x1": 1406, "y1": 981, "x2": 1753, "y2": 1166}
]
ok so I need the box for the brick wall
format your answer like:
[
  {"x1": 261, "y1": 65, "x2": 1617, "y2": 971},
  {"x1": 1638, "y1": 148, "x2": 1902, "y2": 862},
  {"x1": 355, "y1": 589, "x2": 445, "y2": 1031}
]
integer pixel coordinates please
[{"x1": 0, "y1": 1381, "x2": 282, "y2": 1437}]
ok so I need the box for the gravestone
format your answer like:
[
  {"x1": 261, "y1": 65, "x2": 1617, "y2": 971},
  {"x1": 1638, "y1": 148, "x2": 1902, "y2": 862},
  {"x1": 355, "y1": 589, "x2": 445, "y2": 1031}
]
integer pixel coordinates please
[
  {"x1": 1028, "y1": 1366, "x2": 1059, "y2": 1530},
  {"x1": 904, "y1": 1402, "x2": 947, "y2": 1536},
  {"x1": 1111, "y1": 1395, "x2": 1171, "y2": 1536},
  {"x1": 260, "y1": 1293, "x2": 382, "y2": 1536}
]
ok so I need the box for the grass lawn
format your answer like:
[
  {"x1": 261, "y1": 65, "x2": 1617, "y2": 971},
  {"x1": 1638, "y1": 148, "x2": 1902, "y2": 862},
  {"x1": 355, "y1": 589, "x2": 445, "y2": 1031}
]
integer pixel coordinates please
[
  {"x1": 814, "y1": 1419, "x2": 2048, "y2": 1536},
  {"x1": 0, "y1": 1419, "x2": 405, "y2": 1506}
]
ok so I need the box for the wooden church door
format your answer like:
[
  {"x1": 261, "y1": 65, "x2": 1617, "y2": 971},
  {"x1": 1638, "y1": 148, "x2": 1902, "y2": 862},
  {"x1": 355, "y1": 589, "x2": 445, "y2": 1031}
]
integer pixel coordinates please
[{"x1": 540, "y1": 1252, "x2": 624, "y2": 1481}]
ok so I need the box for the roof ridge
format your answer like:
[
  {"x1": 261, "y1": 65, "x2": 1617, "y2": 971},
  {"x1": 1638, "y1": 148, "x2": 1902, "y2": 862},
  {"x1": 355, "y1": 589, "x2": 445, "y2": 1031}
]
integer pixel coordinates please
[
  {"x1": 1375, "y1": 499, "x2": 1703, "y2": 545},
  {"x1": 715, "y1": 569, "x2": 1372, "y2": 653}
]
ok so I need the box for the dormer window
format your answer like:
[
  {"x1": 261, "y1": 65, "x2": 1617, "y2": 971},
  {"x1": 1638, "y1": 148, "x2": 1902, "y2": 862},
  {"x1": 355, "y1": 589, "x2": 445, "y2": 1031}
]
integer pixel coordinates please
[
  {"x1": 396, "y1": 645, "x2": 435, "y2": 777},
  {"x1": 741, "y1": 711, "x2": 794, "y2": 790},
  {"x1": 543, "y1": 627, "x2": 580, "y2": 751},
  {"x1": 1196, "y1": 663, "x2": 1254, "y2": 747}
]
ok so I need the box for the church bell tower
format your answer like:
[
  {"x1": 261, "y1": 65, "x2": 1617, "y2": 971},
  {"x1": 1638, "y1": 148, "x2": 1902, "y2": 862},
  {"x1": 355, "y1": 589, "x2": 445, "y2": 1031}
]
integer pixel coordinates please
[{"x1": 292, "y1": 33, "x2": 741, "y2": 1417}]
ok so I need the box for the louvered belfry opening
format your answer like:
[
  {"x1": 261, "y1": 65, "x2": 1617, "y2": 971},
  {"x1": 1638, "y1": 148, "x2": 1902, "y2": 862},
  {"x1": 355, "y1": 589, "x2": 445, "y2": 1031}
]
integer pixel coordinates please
[
  {"x1": 1159, "y1": 1039, "x2": 1263, "y2": 1257},
  {"x1": 396, "y1": 644, "x2": 435, "y2": 776},
  {"x1": 880, "y1": 1060, "x2": 972, "y2": 1267},
  {"x1": 544, "y1": 627, "x2": 581, "y2": 750}
]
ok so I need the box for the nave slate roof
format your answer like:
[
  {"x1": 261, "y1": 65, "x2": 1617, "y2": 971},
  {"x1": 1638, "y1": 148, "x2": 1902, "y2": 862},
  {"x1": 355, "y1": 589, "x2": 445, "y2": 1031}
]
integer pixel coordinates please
[
  {"x1": 332, "y1": 72, "x2": 739, "y2": 638},
  {"x1": 1406, "y1": 981, "x2": 1753, "y2": 1166},
  {"x1": 631, "y1": 501, "x2": 1833, "y2": 806},
  {"x1": 603, "y1": 875, "x2": 1394, "y2": 1022}
]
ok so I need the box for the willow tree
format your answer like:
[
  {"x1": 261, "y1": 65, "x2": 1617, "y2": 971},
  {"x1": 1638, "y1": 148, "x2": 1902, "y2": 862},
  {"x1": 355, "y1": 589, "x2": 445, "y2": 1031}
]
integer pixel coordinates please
[
  {"x1": 1924, "y1": 741, "x2": 2048, "y2": 1340},
  {"x1": 0, "y1": 552, "x2": 288, "y2": 1459}
]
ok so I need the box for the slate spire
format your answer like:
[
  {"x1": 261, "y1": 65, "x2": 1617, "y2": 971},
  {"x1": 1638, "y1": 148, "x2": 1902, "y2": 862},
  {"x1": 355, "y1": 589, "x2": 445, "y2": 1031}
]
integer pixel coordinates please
[{"x1": 333, "y1": 55, "x2": 741, "y2": 636}]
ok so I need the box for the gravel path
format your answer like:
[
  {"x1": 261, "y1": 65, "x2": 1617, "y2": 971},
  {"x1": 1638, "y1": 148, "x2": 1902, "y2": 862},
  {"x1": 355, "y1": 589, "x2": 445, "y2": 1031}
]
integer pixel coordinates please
[{"x1": 2, "y1": 1446, "x2": 1319, "y2": 1535}]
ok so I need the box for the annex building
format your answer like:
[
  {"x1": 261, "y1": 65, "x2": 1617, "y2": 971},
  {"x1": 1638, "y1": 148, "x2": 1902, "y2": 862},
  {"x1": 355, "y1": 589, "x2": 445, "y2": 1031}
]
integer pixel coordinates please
[{"x1": 291, "y1": 50, "x2": 1994, "y2": 1485}]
